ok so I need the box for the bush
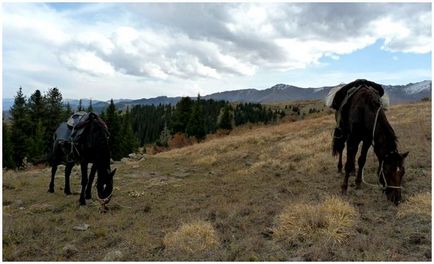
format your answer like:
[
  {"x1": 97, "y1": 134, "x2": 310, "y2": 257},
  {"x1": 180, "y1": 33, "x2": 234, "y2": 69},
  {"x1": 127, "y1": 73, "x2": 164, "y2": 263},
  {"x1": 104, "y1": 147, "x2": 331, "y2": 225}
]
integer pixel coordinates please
[{"x1": 168, "y1": 133, "x2": 194, "y2": 149}]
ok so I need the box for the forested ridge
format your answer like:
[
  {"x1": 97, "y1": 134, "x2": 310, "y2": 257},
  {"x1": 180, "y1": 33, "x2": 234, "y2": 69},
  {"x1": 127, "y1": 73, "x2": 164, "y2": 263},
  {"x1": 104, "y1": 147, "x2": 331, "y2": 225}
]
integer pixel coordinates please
[{"x1": 3, "y1": 88, "x2": 285, "y2": 169}]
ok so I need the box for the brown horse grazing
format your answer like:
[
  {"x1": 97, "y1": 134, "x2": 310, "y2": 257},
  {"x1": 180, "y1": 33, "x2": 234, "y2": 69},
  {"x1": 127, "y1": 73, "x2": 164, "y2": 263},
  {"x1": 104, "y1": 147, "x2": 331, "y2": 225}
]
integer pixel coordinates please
[{"x1": 328, "y1": 80, "x2": 409, "y2": 205}]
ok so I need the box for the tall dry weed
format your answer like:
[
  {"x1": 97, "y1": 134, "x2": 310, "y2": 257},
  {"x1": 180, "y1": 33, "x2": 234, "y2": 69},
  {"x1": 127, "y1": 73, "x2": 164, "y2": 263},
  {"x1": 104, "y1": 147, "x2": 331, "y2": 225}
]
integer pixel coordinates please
[
  {"x1": 274, "y1": 196, "x2": 358, "y2": 246},
  {"x1": 397, "y1": 192, "x2": 431, "y2": 219},
  {"x1": 163, "y1": 220, "x2": 220, "y2": 259}
]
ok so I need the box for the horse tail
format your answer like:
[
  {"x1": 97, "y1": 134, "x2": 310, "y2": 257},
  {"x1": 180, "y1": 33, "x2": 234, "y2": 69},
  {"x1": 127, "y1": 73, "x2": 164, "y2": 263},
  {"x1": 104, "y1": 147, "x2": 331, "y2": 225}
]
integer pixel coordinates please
[{"x1": 332, "y1": 128, "x2": 346, "y2": 156}]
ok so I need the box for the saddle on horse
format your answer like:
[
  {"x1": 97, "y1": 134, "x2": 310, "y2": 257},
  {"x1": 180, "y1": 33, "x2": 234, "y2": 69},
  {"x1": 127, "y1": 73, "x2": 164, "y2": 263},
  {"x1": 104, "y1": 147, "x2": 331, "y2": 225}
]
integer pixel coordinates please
[
  {"x1": 54, "y1": 111, "x2": 108, "y2": 162},
  {"x1": 328, "y1": 79, "x2": 385, "y2": 155}
]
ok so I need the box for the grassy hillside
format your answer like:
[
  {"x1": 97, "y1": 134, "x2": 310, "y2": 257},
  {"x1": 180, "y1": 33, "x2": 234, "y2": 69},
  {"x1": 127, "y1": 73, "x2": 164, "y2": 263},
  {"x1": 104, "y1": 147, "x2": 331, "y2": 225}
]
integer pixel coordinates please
[{"x1": 3, "y1": 101, "x2": 431, "y2": 261}]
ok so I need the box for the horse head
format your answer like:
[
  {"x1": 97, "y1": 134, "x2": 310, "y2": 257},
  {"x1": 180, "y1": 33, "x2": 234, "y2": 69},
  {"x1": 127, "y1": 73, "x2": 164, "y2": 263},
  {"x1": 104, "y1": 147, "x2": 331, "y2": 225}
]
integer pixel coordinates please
[
  {"x1": 380, "y1": 151, "x2": 409, "y2": 205},
  {"x1": 97, "y1": 168, "x2": 116, "y2": 205}
]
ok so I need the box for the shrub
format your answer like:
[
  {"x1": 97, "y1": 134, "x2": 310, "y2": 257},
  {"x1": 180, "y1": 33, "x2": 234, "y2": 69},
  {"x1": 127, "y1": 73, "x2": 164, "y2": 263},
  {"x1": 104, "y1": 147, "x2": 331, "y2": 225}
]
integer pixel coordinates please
[
  {"x1": 168, "y1": 133, "x2": 194, "y2": 149},
  {"x1": 163, "y1": 220, "x2": 219, "y2": 259}
]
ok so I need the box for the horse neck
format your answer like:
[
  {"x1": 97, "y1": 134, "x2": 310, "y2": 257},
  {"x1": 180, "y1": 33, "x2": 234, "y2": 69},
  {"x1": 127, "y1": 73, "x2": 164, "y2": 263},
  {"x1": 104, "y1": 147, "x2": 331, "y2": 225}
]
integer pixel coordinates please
[
  {"x1": 82, "y1": 121, "x2": 111, "y2": 166},
  {"x1": 373, "y1": 111, "x2": 397, "y2": 160}
]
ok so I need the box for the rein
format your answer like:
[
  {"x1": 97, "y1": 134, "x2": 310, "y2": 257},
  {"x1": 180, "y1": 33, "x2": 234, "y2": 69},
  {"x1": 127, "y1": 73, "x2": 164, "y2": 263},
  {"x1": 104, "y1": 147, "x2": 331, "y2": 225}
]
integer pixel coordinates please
[{"x1": 361, "y1": 105, "x2": 403, "y2": 190}]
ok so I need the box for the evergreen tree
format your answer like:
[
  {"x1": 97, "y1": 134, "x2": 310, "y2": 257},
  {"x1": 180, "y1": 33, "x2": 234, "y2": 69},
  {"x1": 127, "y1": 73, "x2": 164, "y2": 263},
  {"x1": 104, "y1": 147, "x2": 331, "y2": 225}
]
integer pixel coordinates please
[
  {"x1": 10, "y1": 87, "x2": 31, "y2": 168},
  {"x1": 172, "y1": 97, "x2": 193, "y2": 133},
  {"x1": 186, "y1": 95, "x2": 206, "y2": 140},
  {"x1": 218, "y1": 105, "x2": 234, "y2": 130},
  {"x1": 157, "y1": 122, "x2": 171, "y2": 147},
  {"x1": 77, "y1": 99, "x2": 83, "y2": 111},
  {"x1": 3, "y1": 121, "x2": 15, "y2": 169},
  {"x1": 27, "y1": 90, "x2": 46, "y2": 162},
  {"x1": 28, "y1": 120, "x2": 46, "y2": 163},
  {"x1": 44, "y1": 88, "x2": 64, "y2": 154},
  {"x1": 87, "y1": 99, "x2": 94, "y2": 112},
  {"x1": 63, "y1": 102, "x2": 73, "y2": 120},
  {"x1": 105, "y1": 99, "x2": 122, "y2": 160},
  {"x1": 120, "y1": 106, "x2": 139, "y2": 156},
  {"x1": 28, "y1": 90, "x2": 46, "y2": 121}
]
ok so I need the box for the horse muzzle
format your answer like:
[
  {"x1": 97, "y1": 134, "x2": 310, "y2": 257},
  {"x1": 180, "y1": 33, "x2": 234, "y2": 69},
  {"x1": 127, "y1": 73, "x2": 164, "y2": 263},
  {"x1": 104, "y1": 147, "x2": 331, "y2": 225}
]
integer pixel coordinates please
[
  {"x1": 385, "y1": 188, "x2": 401, "y2": 206},
  {"x1": 97, "y1": 183, "x2": 113, "y2": 205}
]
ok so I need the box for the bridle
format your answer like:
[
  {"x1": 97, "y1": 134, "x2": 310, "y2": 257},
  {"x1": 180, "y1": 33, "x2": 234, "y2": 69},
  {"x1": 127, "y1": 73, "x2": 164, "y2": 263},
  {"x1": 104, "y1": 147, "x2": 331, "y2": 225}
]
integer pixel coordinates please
[
  {"x1": 361, "y1": 104, "x2": 403, "y2": 190},
  {"x1": 96, "y1": 183, "x2": 113, "y2": 213}
]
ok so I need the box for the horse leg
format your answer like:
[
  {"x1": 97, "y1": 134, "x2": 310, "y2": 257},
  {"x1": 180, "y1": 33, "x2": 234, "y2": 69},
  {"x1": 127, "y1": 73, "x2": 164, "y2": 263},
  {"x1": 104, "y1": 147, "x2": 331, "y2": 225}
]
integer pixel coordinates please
[
  {"x1": 337, "y1": 150, "x2": 343, "y2": 173},
  {"x1": 64, "y1": 162, "x2": 73, "y2": 195},
  {"x1": 48, "y1": 164, "x2": 57, "y2": 193},
  {"x1": 79, "y1": 162, "x2": 88, "y2": 205},
  {"x1": 356, "y1": 142, "x2": 370, "y2": 189},
  {"x1": 342, "y1": 138, "x2": 358, "y2": 195},
  {"x1": 85, "y1": 164, "x2": 97, "y2": 199}
]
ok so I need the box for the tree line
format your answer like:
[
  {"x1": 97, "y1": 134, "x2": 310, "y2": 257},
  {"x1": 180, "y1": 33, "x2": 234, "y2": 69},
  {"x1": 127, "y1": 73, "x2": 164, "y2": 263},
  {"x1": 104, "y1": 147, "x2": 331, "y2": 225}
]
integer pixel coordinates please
[
  {"x1": 3, "y1": 87, "x2": 285, "y2": 169},
  {"x1": 3, "y1": 87, "x2": 138, "y2": 169}
]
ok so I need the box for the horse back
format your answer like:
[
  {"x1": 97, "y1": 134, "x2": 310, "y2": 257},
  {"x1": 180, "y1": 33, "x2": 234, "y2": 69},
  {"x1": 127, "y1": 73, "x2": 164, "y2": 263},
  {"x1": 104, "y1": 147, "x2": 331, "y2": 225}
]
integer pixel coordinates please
[
  {"x1": 331, "y1": 79, "x2": 384, "y2": 110},
  {"x1": 345, "y1": 87, "x2": 383, "y2": 135}
]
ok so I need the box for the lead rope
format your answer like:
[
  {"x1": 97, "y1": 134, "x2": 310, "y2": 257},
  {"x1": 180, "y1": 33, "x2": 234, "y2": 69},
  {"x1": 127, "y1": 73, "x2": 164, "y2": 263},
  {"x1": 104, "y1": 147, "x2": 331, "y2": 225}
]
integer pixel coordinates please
[{"x1": 361, "y1": 105, "x2": 402, "y2": 190}]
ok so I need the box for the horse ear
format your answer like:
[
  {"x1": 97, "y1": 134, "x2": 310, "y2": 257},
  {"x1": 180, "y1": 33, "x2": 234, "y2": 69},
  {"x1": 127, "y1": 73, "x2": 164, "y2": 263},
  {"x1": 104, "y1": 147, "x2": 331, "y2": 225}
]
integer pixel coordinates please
[
  {"x1": 400, "y1": 151, "x2": 409, "y2": 159},
  {"x1": 111, "y1": 168, "x2": 117, "y2": 176}
]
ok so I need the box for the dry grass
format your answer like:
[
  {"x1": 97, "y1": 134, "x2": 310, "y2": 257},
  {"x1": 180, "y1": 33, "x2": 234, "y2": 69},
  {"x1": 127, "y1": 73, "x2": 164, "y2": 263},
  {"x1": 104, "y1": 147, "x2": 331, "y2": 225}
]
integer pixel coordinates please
[
  {"x1": 397, "y1": 192, "x2": 431, "y2": 219},
  {"x1": 3, "y1": 101, "x2": 431, "y2": 261},
  {"x1": 163, "y1": 220, "x2": 219, "y2": 259},
  {"x1": 274, "y1": 196, "x2": 358, "y2": 246}
]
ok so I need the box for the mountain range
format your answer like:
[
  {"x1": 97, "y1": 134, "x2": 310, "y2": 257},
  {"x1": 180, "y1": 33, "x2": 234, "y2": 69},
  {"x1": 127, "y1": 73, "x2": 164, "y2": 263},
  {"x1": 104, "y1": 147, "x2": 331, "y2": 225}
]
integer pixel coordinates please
[{"x1": 3, "y1": 80, "x2": 431, "y2": 114}]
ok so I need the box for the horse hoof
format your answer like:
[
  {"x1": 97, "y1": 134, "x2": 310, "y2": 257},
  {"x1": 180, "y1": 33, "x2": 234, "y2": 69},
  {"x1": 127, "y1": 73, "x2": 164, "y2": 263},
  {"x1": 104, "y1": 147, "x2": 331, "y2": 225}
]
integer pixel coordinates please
[
  {"x1": 79, "y1": 200, "x2": 86, "y2": 206},
  {"x1": 85, "y1": 194, "x2": 92, "y2": 200}
]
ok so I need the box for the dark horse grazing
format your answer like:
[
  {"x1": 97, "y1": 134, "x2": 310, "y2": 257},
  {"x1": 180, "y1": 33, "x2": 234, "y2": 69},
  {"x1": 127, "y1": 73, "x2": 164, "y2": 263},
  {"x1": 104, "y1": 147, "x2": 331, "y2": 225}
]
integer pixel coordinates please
[
  {"x1": 48, "y1": 112, "x2": 115, "y2": 207},
  {"x1": 327, "y1": 79, "x2": 409, "y2": 205},
  {"x1": 48, "y1": 122, "x2": 97, "y2": 197}
]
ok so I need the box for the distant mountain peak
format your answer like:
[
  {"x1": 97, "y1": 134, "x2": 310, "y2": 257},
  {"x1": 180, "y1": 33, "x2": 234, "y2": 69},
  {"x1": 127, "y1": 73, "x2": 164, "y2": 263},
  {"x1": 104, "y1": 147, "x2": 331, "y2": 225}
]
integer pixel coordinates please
[{"x1": 403, "y1": 80, "x2": 432, "y2": 95}]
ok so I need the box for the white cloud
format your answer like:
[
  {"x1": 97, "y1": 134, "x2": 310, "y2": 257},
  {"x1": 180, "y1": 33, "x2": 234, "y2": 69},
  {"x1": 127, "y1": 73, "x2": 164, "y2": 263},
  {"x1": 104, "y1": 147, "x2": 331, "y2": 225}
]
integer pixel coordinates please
[
  {"x1": 2, "y1": 3, "x2": 431, "y2": 100},
  {"x1": 59, "y1": 50, "x2": 115, "y2": 76}
]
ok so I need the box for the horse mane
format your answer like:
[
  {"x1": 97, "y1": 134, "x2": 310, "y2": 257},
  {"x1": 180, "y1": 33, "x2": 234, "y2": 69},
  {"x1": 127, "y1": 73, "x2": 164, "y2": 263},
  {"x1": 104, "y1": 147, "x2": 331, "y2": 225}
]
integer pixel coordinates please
[{"x1": 364, "y1": 87, "x2": 398, "y2": 148}]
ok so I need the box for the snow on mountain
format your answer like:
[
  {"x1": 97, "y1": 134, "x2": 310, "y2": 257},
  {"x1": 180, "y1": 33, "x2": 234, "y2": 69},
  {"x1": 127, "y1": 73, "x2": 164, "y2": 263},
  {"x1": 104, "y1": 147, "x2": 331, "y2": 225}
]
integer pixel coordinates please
[{"x1": 404, "y1": 80, "x2": 432, "y2": 95}]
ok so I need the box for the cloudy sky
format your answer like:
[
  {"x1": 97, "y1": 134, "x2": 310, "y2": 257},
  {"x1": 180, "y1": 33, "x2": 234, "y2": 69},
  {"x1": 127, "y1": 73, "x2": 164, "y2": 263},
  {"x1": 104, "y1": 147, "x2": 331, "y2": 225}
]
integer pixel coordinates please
[{"x1": 2, "y1": 2, "x2": 432, "y2": 100}]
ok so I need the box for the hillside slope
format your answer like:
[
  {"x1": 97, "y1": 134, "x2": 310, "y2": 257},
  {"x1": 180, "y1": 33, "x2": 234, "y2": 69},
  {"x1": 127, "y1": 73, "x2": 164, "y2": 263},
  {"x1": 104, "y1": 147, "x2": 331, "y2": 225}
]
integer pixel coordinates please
[{"x1": 3, "y1": 102, "x2": 431, "y2": 261}]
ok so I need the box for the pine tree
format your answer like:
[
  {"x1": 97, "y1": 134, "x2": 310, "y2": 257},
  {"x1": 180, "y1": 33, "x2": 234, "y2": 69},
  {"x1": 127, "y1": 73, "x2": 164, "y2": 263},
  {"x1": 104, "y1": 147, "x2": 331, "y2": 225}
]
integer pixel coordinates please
[
  {"x1": 218, "y1": 105, "x2": 234, "y2": 130},
  {"x1": 28, "y1": 90, "x2": 46, "y2": 121},
  {"x1": 105, "y1": 99, "x2": 122, "y2": 160},
  {"x1": 77, "y1": 99, "x2": 83, "y2": 111},
  {"x1": 10, "y1": 87, "x2": 31, "y2": 168},
  {"x1": 158, "y1": 122, "x2": 171, "y2": 147},
  {"x1": 3, "y1": 121, "x2": 15, "y2": 169},
  {"x1": 87, "y1": 99, "x2": 94, "y2": 112},
  {"x1": 63, "y1": 102, "x2": 73, "y2": 120},
  {"x1": 27, "y1": 90, "x2": 47, "y2": 163},
  {"x1": 44, "y1": 88, "x2": 64, "y2": 155},
  {"x1": 120, "y1": 106, "x2": 139, "y2": 156},
  {"x1": 28, "y1": 120, "x2": 46, "y2": 163},
  {"x1": 172, "y1": 97, "x2": 193, "y2": 133},
  {"x1": 186, "y1": 95, "x2": 206, "y2": 140}
]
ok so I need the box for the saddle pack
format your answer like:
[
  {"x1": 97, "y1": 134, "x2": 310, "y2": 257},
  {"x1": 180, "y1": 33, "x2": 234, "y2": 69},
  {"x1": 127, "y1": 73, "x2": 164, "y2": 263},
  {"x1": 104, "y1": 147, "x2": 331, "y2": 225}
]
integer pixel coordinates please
[{"x1": 54, "y1": 111, "x2": 109, "y2": 162}]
